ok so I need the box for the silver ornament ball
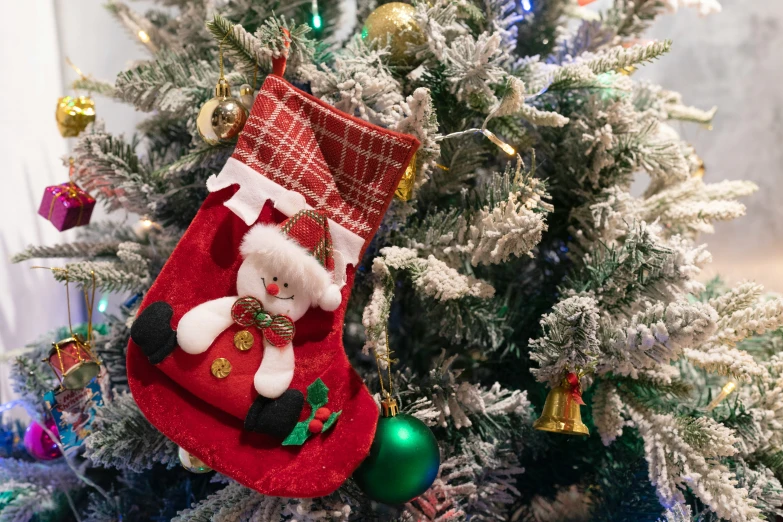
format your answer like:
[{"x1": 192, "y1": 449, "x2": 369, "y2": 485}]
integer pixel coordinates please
[{"x1": 178, "y1": 446, "x2": 212, "y2": 474}]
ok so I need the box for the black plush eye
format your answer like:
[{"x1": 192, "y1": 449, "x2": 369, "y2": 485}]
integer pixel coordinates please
[
  {"x1": 284, "y1": 283, "x2": 289, "y2": 288},
  {"x1": 273, "y1": 277, "x2": 278, "y2": 282}
]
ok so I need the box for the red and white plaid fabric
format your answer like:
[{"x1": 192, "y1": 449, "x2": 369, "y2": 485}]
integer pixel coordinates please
[{"x1": 232, "y1": 75, "x2": 419, "y2": 240}]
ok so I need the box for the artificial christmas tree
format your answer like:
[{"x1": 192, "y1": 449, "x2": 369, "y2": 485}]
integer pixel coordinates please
[{"x1": 6, "y1": 0, "x2": 783, "y2": 521}]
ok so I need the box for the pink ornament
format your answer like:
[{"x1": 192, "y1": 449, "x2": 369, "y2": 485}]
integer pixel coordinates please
[
  {"x1": 24, "y1": 417, "x2": 61, "y2": 461},
  {"x1": 38, "y1": 182, "x2": 95, "y2": 231}
]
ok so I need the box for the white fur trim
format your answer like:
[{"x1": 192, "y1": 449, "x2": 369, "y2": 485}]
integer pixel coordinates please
[
  {"x1": 207, "y1": 158, "x2": 307, "y2": 224},
  {"x1": 241, "y1": 224, "x2": 333, "y2": 304},
  {"x1": 254, "y1": 343, "x2": 294, "y2": 398},
  {"x1": 177, "y1": 297, "x2": 237, "y2": 354},
  {"x1": 207, "y1": 157, "x2": 365, "y2": 285},
  {"x1": 318, "y1": 284, "x2": 342, "y2": 312}
]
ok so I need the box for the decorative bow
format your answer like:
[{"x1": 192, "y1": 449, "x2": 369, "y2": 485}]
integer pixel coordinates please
[
  {"x1": 565, "y1": 372, "x2": 585, "y2": 406},
  {"x1": 231, "y1": 297, "x2": 295, "y2": 348}
]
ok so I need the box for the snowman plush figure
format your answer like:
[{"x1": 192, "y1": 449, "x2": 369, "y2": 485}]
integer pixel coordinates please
[{"x1": 131, "y1": 209, "x2": 342, "y2": 438}]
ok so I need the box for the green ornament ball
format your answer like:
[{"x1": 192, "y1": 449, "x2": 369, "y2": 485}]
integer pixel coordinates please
[{"x1": 353, "y1": 413, "x2": 440, "y2": 504}]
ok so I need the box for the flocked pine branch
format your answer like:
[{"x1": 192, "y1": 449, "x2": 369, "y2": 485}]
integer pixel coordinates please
[
  {"x1": 114, "y1": 50, "x2": 217, "y2": 114},
  {"x1": 363, "y1": 246, "x2": 495, "y2": 361},
  {"x1": 72, "y1": 124, "x2": 161, "y2": 214},
  {"x1": 159, "y1": 143, "x2": 234, "y2": 178},
  {"x1": 84, "y1": 392, "x2": 178, "y2": 472},
  {"x1": 402, "y1": 352, "x2": 531, "y2": 431},
  {"x1": 12, "y1": 241, "x2": 122, "y2": 263},
  {"x1": 0, "y1": 483, "x2": 59, "y2": 522},
  {"x1": 529, "y1": 294, "x2": 601, "y2": 386},
  {"x1": 49, "y1": 243, "x2": 151, "y2": 293},
  {"x1": 402, "y1": 159, "x2": 551, "y2": 266},
  {"x1": 625, "y1": 402, "x2": 762, "y2": 522},
  {"x1": 584, "y1": 40, "x2": 672, "y2": 75},
  {"x1": 0, "y1": 459, "x2": 82, "y2": 493},
  {"x1": 105, "y1": 1, "x2": 174, "y2": 53},
  {"x1": 72, "y1": 77, "x2": 118, "y2": 98},
  {"x1": 207, "y1": 14, "x2": 316, "y2": 77}
]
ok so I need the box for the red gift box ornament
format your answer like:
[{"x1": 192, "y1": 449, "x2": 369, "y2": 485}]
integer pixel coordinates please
[{"x1": 38, "y1": 159, "x2": 95, "y2": 231}]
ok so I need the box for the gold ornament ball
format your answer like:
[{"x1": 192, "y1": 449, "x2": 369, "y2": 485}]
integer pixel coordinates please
[
  {"x1": 197, "y1": 79, "x2": 248, "y2": 145},
  {"x1": 212, "y1": 98, "x2": 247, "y2": 140},
  {"x1": 56, "y1": 95, "x2": 96, "y2": 137},
  {"x1": 362, "y1": 2, "x2": 424, "y2": 66}
]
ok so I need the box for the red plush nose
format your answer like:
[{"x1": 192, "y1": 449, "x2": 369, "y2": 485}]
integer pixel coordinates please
[{"x1": 266, "y1": 283, "x2": 280, "y2": 296}]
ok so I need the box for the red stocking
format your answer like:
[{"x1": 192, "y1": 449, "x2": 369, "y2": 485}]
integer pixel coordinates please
[{"x1": 127, "y1": 74, "x2": 418, "y2": 497}]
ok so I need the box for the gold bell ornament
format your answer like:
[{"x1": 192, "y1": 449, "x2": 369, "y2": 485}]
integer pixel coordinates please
[
  {"x1": 362, "y1": 2, "x2": 425, "y2": 66},
  {"x1": 533, "y1": 372, "x2": 589, "y2": 436},
  {"x1": 196, "y1": 39, "x2": 248, "y2": 145}
]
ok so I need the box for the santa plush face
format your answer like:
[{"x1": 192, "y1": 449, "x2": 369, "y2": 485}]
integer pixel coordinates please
[{"x1": 236, "y1": 222, "x2": 342, "y2": 322}]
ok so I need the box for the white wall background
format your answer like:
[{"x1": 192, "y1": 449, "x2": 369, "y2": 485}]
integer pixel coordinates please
[
  {"x1": 0, "y1": 0, "x2": 150, "y2": 404},
  {"x1": 1, "y1": 0, "x2": 781, "y2": 402},
  {"x1": 635, "y1": 0, "x2": 783, "y2": 290}
]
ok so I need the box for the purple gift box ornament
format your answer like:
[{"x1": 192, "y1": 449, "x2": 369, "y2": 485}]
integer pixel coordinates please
[{"x1": 38, "y1": 159, "x2": 95, "y2": 232}]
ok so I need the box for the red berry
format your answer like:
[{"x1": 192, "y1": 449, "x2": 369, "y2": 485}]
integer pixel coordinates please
[
  {"x1": 308, "y1": 419, "x2": 324, "y2": 433},
  {"x1": 314, "y1": 407, "x2": 331, "y2": 422}
]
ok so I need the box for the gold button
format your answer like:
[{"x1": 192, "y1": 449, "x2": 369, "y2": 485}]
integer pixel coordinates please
[
  {"x1": 210, "y1": 358, "x2": 231, "y2": 378},
  {"x1": 233, "y1": 330, "x2": 254, "y2": 351}
]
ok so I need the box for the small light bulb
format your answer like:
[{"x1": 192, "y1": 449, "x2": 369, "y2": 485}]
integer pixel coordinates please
[
  {"x1": 707, "y1": 380, "x2": 737, "y2": 411},
  {"x1": 97, "y1": 295, "x2": 109, "y2": 313},
  {"x1": 481, "y1": 129, "x2": 516, "y2": 156},
  {"x1": 138, "y1": 30, "x2": 150, "y2": 43},
  {"x1": 312, "y1": 14, "x2": 322, "y2": 29},
  {"x1": 141, "y1": 218, "x2": 153, "y2": 229},
  {"x1": 522, "y1": 0, "x2": 533, "y2": 12}
]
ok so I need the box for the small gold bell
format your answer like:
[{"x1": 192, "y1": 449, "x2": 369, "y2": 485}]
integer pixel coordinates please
[{"x1": 533, "y1": 384, "x2": 590, "y2": 436}]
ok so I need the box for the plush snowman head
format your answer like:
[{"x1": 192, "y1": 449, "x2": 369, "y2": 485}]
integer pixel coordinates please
[{"x1": 236, "y1": 210, "x2": 342, "y2": 322}]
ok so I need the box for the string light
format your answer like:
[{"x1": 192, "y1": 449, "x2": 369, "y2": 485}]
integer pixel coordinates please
[
  {"x1": 706, "y1": 381, "x2": 737, "y2": 411},
  {"x1": 134, "y1": 216, "x2": 162, "y2": 238},
  {"x1": 311, "y1": 0, "x2": 322, "y2": 30},
  {"x1": 521, "y1": 0, "x2": 533, "y2": 12},
  {"x1": 481, "y1": 129, "x2": 516, "y2": 156},
  {"x1": 436, "y1": 128, "x2": 516, "y2": 157},
  {"x1": 138, "y1": 30, "x2": 150, "y2": 43},
  {"x1": 97, "y1": 294, "x2": 110, "y2": 313}
]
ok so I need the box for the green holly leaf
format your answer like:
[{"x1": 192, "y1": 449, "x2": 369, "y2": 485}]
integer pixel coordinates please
[
  {"x1": 322, "y1": 410, "x2": 341, "y2": 432},
  {"x1": 306, "y1": 378, "x2": 329, "y2": 409},
  {"x1": 282, "y1": 422, "x2": 311, "y2": 446}
]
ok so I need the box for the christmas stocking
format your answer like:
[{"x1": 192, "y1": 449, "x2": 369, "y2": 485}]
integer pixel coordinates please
[{"x1": 127, "y1": 73, "x2": 418, "y2": 498}]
